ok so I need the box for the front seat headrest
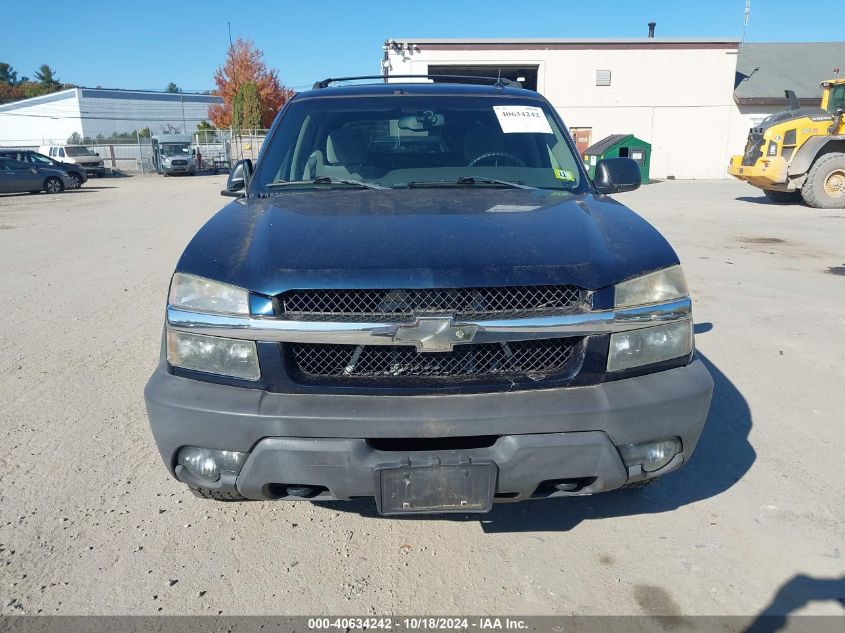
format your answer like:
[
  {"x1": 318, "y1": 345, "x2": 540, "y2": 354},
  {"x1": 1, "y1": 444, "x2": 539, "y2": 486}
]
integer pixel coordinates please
[{"x1": 327, "y1": 128, "x2": 368, "y2": 165}]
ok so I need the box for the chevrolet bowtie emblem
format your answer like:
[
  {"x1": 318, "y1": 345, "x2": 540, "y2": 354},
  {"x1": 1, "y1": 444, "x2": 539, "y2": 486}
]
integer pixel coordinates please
[{"x1": 392, "y1": 317, "x2": 478, "y2": 352}]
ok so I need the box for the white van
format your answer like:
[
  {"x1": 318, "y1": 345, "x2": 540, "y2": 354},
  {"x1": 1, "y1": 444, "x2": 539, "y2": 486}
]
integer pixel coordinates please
[{"x1": 39, "y1": 145, "x2": 106, "y2": 178}]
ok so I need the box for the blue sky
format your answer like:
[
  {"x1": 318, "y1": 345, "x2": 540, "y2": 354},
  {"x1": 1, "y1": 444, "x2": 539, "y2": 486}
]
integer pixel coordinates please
[{"x1": 1, "y1": 0, "x2": 840, "y2": 93}]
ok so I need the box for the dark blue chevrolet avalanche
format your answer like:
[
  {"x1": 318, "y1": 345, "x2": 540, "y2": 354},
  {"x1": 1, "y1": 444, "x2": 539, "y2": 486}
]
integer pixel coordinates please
[{"x1": 144, "y1": 77, "x2": 713, "y2": 514}]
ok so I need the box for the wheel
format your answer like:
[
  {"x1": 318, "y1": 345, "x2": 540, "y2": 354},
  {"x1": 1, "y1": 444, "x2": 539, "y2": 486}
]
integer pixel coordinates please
[
  {"x1": 44, "y1": 176, "x2": 64, "y2": 194},
  {"x1": 801, "y1": 152, "x2": 845, "y2": 209},
  {"x1": 68, "y1": 173, "x2": 82, "y2": 189},
  {"x1": 189, "y1": 487, "x2": 247, "y2": 501},
  {"x1": 763, "y1": 189, "x2": 803, "y2": 203}
]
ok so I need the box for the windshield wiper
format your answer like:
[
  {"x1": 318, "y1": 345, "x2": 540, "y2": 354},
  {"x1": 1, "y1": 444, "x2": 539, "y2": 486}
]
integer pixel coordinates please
[
  {"x1": 266, "y1": 177, "x2": 387, "y2": 191},
  {"x1": 406, "y1": 176, "x2": 535, "y2": 190}
]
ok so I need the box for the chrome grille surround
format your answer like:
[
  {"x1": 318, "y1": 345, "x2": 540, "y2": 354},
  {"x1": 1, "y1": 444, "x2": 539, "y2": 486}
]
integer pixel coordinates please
[{"x1": 166, "y1": 296, "x2": 692, "y2": 348}]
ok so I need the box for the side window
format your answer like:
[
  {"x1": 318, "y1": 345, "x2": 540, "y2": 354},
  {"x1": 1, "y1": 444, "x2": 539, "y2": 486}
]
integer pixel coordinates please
[
  {"x1": 49, "y1": 147, "x2": 56, "y2": 157},
  {"x1": 58, "y1": 148, "x2": 65, "y2": 157}
]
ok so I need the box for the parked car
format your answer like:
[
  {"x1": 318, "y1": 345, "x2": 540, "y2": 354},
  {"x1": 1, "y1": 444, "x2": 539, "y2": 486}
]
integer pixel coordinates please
[
  {"x1": 0, "y1": 157, "x2": 73, "y2": 194},
  {"x1": 38, "y1": 144, "x2": 106, "y2": 178},
  {"x1": 0, "y1": 150, "x2": 88, "y2": 189},
  {"x1": 144, "y1": 76, "x2": 714, "y2": 514}
]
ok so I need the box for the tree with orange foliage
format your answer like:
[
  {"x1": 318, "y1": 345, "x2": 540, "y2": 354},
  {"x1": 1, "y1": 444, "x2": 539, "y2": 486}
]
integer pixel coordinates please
[{"x1": 208, "y1": 38, "x2": 293, "y2": 129}]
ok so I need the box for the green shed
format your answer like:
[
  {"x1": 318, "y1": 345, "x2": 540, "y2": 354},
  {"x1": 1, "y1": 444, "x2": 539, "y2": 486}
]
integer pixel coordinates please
[{"x1": 584, "y1": 134, "x2": 651, "y2": 181}]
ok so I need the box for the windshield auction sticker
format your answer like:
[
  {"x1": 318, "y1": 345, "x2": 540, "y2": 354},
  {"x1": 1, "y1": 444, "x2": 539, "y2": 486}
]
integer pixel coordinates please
[{"x1": 493, "y1": 106, "x2": 553, "y2": 134}]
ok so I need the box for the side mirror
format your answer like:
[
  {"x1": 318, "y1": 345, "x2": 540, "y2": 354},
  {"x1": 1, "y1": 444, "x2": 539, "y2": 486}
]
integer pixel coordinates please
[
  {"x1": 593, "y1": 158, "x2": 642, "y2": 195},
  {"x1": 222, "y1": 159, "x2": 253, "y2": 197}
]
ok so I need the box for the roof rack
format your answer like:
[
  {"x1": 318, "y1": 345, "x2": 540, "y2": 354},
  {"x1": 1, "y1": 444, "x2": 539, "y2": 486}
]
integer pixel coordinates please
[{"x1": 311, "y1": 74, "x2": 522, "y2": 90}]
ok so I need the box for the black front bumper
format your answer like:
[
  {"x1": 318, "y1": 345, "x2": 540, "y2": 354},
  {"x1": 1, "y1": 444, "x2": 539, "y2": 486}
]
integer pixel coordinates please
[{"x1": 145, "y1": 359, "x2": 713, "y2": 506}]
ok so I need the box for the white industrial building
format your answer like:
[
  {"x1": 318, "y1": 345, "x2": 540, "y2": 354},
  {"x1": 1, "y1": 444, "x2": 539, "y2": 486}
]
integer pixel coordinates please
[
  {"x1": 0, "y1": 87, "x2": 223, "y2": 147},
  {"x1": 382, "y1": 37, "x2": 843, "y2": 179}
]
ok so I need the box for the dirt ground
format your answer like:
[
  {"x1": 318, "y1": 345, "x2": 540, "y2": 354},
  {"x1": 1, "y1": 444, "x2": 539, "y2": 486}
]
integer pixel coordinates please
[{"x1": 0, "y1": 175, "x2": 843, "y2": 617}]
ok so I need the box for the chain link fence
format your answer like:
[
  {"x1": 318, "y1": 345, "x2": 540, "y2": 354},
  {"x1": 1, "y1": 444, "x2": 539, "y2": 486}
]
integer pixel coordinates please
[{"x1": 0, "y1": 128, "x2": 269, "y2": 175}]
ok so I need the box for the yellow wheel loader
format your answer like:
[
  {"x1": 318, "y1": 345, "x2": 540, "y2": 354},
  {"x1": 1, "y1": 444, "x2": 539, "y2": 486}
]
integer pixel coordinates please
[{"x1": 729, "y1": 78, "x2": 845, "y2": 208}]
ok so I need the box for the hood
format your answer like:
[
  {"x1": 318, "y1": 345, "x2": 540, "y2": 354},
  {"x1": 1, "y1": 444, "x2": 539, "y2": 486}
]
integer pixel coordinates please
[
  {"x1": 175, "y1": 189, "x2": 678, "y2": 295},
  {"x1": 755, "y1": 106, "x2": 832, "y2": 132},
  {"x1": 67, "y1": 156, "x2": 101, "y2": 164}
]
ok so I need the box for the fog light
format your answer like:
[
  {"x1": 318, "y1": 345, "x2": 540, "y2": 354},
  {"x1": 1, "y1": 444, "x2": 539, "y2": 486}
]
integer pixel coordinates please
[
  {"x1": 177, "y1": 447, "x2": 247, "y2": 482},
  {"x1": 618, "y1": 438, "x2": 681, "y2": 472}
]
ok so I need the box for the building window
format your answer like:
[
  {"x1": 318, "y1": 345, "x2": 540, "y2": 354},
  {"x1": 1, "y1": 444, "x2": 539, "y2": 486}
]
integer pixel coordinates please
[{"x1": 596, "y1": 70, "x2": 611, "y2": 86}]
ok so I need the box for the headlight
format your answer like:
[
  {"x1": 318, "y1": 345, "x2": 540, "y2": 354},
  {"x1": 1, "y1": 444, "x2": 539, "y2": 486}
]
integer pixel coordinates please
[
  {"x1": 169, "y1": 273, "x2": 249, "y2": 315},
  {"x1": 167, "y1": 330, "x2": 260, "y2": 380},
  {"x1": 608, "y1": 320, "x2": 693, "y2": 371},
  {"x1": 615, "y1": 265, "x2": 688, "y2": 308}
]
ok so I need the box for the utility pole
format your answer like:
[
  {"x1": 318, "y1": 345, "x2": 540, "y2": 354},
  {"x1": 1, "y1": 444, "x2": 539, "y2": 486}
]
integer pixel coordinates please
[{"x1": 136, "y1": 128, "x2": 145, "y2": 174}]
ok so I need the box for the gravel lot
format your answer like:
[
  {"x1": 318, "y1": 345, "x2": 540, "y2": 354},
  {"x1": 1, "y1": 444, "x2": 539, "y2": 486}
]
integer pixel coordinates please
[{"x1": 0, "y1": 175, "x2": 843, "y2": 617}]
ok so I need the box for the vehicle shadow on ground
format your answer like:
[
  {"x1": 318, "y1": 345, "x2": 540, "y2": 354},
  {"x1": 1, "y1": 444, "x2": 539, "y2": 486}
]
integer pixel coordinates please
[
  {"x1": 735, "y1": 195, "x2": 804, "y2": 207},
  {"x1": 743, "y1": 573, "x2": 845, "y2": 633},
  {"x1": 316, "y1": 323, "x2": 757, "y2": 532}
]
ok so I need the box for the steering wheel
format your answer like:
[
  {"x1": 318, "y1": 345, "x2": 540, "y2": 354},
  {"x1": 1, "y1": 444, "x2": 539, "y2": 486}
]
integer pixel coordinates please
[{"x1": 467, "y1": 151, "x2": 527, "y2": 168}]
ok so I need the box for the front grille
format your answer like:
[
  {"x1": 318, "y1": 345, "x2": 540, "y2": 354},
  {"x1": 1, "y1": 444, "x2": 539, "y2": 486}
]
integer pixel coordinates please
[
  {"x1": 280, "y1": 286, "x2": 588, "y2": 322},
  {"x1": 742, "y1": 132, "x2": 764, "y2": 166},
  {"x1": 171, "y1": 160, "x2": 188, "y2": 167},
  {"x1": 285, "y1": 338, "x2": 583, "y2": 383}
]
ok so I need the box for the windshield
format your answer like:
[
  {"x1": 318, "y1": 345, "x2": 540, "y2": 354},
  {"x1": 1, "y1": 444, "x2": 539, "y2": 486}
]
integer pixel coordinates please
[
  {"x1": 31, "y1": 153, "x2": 54, "y2": 165},
  {"x1": 251, "y1": 94, "x2": 586, "y2": 193},
  {"x1": 161, "y1": 143, "x2": 191, "y2": 156},
  {"x1": 65, "y1": 146, "x2": 95, "y2": 157}
]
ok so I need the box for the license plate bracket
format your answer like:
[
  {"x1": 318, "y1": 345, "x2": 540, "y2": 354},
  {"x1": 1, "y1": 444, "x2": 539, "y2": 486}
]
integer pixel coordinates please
[{"x1": 375, "y1": 462, "x2": 497, "y2": 515}]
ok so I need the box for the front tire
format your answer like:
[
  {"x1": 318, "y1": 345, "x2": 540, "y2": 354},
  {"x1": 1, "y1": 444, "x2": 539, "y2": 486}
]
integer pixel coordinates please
[
  {"x1": 802, "y1": 152, "x2": 845, "y2": 209},
  {"x1": 44, "y1": 176, "x2": 64, "y2": 194},
  {"x1": 69, "y1": 173, "x2": 82, "y2": 189},
  {"x1": 623, "y1": 478, "x2": 659, "y2": 489},
  {"x1": 763, "y1": 189, "x2": 803, "y2": 203},
  {"x1": 189, "y1": 487, "x2": 247, "y2": 501}
]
